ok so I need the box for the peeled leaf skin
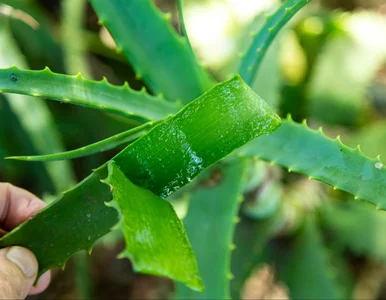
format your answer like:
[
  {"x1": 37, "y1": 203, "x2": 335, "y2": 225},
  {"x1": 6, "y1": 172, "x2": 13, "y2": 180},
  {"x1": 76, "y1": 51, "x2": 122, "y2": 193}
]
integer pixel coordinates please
[
  {"x1": 0, "y1": 66, "x2": 180, "y2": 121},
  {"x1": 115, "y1": 75, "x2": 282, "y2": 198},
  {"x1": 239, "y1": 117, "x2": 386, "y2": 209},
  {"x1": 0, "y1": 76, "x2": 281, "y2": 287},
  {"x1": 105, "y1": 161, "x2": 203, "y2": 291}
]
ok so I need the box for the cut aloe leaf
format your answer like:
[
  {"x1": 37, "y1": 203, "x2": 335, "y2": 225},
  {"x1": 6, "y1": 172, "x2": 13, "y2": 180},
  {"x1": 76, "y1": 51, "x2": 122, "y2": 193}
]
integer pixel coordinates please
[{"x1": 0, "y1": 75, "x2": 281, "y2": 289}]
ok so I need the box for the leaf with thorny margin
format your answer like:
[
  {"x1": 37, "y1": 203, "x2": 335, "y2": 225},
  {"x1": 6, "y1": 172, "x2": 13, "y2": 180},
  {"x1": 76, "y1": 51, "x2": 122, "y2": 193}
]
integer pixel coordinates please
[
  {"x1": 0, "y1": 75, "x2": 281, "y2": 290},
  {"x1": 238, "y1": 116, "x2": 386, "y2": 210},
  {"x1": 89, "y1": 0, "x2": 215, "y2": 103},
  {"x1": 175, "y1": 159, "x2": 247, "y2": 299},
  {"x1": 238, "y1": 0, "x2": 310, "y2": 85},
  {"x1": 0, "y1": 66, "x2": 180, "y2": 121},
  {"x1": 104, "y1": 161, "x2": 203, "y2": 290}
]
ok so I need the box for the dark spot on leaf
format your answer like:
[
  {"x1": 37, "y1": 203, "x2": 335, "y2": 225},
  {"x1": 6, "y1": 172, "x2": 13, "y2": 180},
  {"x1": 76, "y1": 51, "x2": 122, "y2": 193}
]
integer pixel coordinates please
[{"x1": 11, "y1": 73, "x2": 17, "y2": 82}]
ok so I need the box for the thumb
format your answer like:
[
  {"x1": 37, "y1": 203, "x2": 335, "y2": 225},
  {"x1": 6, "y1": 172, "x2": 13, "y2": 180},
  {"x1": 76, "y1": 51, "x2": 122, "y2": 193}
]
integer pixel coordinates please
[{"x1": 0, "y1": 246, "x2": 38, "y2": 299}]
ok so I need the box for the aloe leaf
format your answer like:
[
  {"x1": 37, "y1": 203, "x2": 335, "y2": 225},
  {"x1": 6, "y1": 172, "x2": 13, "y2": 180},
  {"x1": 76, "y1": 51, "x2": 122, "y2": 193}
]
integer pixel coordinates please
[
  {"x1": 175, "y1": 159, "x2": 247, "y2": 299},
  {"x1": 0, "y1": 66, "x2": 180, "y2": 121},
  {"x1": 0, "y1": 169, "x2": 118, "y2": 275},
  {"x1": 113, "y1": 75, "x2": 281, "y2": 198},
  {"x1": 239, "y1": 116, "x2": 386, "y2": 209},
  {"x1": 62, "y1": 0, "x2": 90, "y2": 77},
  {"x1": 239, "y1": 0, "x2": 310, "y2": 85},
  {"x1": 0, "y1": 0, "x2": 64, "y2": 71},
  {"x1": 6, "y1": 120, "x2": 160, "y2": 161},
  {"x1": 321, "y1": 201, "x2": 386, "y2": 262},
  {"x1": 0, "y1": 20, "x2": 75, "y2": 192},
  {"x1": 275, "y1": 215, "x2": 343, "y2": 299},
  {"x1": 105, "y1": 161, "x2": 203, "y2": 291},
  {"x1": 89, "y1": 0, "x2": 215, "y2": 103},
  {"x1": 230, "y1": 216, "x2": 282, "y2": 299},
  {"x1": 0, "y1": 75, "x2": 281, "y2": 287}
]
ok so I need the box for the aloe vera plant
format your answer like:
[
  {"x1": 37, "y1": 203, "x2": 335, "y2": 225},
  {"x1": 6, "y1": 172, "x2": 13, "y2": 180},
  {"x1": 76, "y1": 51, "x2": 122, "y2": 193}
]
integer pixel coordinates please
[{"x1": 2, "y1": 0, "x2": 386, "y2": 298}]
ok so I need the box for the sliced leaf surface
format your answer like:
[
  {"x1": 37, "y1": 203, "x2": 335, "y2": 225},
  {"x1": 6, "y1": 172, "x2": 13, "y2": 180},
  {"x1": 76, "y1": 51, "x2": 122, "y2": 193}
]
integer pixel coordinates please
[
  {"x1": 105, "y1": 161, "x2": 203, "y2": 291},
  {"x1": 114, "y1": 75, "x2": 281, "y2": 198},
  {"x1": 0, "y1": 66, "x2": 180, "y2": 121},
  {"x1": 0, "y1": 75, "x2": 280, "y2": 288},
  {"x1": 89, "y1": 0, "x2": 215, "y2": 103},
  {"x1": 239, "y1": 117, "x2": 386, "y2": 209}
]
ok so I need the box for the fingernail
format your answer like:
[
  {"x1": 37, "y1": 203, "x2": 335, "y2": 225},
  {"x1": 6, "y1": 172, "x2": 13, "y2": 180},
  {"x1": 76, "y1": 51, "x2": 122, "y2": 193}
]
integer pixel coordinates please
[{"x1": 6, "y1": 246, "x2": 38, "y2": 278}]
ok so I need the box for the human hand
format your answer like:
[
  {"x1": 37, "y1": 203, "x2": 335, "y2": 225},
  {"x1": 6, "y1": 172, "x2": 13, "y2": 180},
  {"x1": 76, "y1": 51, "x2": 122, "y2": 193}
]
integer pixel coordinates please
[{"x1": 0, "y1": 183, "x2": 51, "y2": 299}]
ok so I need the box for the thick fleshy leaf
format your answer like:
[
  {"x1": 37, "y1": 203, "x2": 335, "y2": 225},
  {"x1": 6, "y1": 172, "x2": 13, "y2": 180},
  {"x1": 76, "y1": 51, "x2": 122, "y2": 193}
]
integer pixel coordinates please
[
  {"x1": 239, "y1": 117, "x2": 386, "y2": 209},
  {"x1": 89, "y1": 0, "x2": 215, "y2": 103},
  {"x1": 0, "y1": 66, "x2": 180, "y2": 121},
  {"x1": 0, "y1": 75, "x2": 281, "y2": 288},
  {"x1": 238, "y1": 0, "x2": 310, "y2": 85},
  {"x1": 175, "y1": 159, "x2": 247, "y2": 299},
  {"x1": 104, "y1": 161, "x2": 203, "y2": 291}
]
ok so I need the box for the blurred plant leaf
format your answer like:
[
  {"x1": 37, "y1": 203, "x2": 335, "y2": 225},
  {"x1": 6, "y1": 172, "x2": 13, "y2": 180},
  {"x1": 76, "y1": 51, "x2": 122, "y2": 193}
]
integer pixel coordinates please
[
  {"x1": 275, "y1": 215, "x2": 345, "y2": 299},
  {"x1": 0, "y1": 0, "x2": 64, "y2": 71},
  {"x1": 175, "y1": 159, "x2": 247, "y2": 299},
  {"x1": 321, "y1": 201, "x2": 386, "y2": 262},
  {"x1": 238, "y1": 0, "x2": 310, "y2": 85},
  {"x1": 239, "y1": 116, "x2": 386, "y2": 210},
  {"x1": 89, "y1": 0, "x2": 215, "y2": 103},
  {"x1": 0, "y1": 66, "x2": 180, "y2": 121},
  {"x1": 62, "y1": 0, "x2": 90, "y2": 77},
  {"x1": 307, "y1": 12, "x2": 386, "y2": 126},
  {"x1": 0, "y1": 20, "x2": 75, "y2": 192},
  {"x1": 231, "y1": 215, "x2": 282, "y2": 299}
]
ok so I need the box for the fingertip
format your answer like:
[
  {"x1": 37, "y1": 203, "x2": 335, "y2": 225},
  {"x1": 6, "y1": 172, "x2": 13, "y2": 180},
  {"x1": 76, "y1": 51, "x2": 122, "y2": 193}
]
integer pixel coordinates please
[{"x1": 29, "y1": 271, "x2": 51, "y2": 295}]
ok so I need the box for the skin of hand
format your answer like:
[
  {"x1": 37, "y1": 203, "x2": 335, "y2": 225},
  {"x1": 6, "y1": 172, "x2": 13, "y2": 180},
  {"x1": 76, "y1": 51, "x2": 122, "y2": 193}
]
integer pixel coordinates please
[{"x1": 0, "y1": 183, "x2": 51, "y2": 299}]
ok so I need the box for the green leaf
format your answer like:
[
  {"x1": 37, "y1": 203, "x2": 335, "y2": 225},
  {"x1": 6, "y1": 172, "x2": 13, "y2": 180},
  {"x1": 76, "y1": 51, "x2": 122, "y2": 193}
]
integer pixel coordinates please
[
  {"x1": 0, "y1": 0, "x2": 64, "y2": 71},
  {"x1": 175, "y1": 159, "x2": 247, "y2": 299},
  {"x1": 239, "y1": 116, "x2": 386, "y2": 209},
  {"x1": 61, "y1": 0, "x2": 90, "y2": 77},
  {"x1": 275, "y1": 215, "x2": 343, "y2": 299},
  {"x1": 105, "y1": 161, "x2": 203, "y2": 291},
  {"x1": 113, "y1": 75, "x2": 281, "y2": 198},
  {"x1": 321, "y1": 201, "x2": 386, "y2": 262},
  {"x1": 0, "y1": 169, "x2": 119, "y2": 276},
  {"x1": 0, "y1": 20, "x2": 75, "y2": 192},
  {"x1": 89, "y1": 0, "x2": 215, "y2": 103},
  {"x1": 231, "y1": 216, "x2": 281, "y2": 299},
  {"x1": 0, "y1": 75, "x2": 281, "y2": 287},
  {"x1": 239, "y1": 0, "x2": 310, "y2": 85},
  {"x1": 0, "y1": 66, "x2": 180, "y2": 121},
  {"x1": 6, "y1": 120, "x2": 160, "y2": 161}
]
